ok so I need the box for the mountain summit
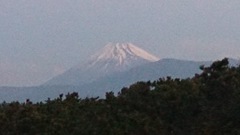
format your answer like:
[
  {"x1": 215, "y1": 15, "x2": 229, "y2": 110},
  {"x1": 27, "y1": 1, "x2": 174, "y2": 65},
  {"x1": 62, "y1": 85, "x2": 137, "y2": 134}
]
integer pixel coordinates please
[
  {"x1": 82, "y1": 43, "x2": 160, "y2": 71},
  {"x1": 44, "y1": 43, "x2": 159, "y2": 86},
  {"x1": 90, "y1": 43, "x2": 159, "y2": 64}
]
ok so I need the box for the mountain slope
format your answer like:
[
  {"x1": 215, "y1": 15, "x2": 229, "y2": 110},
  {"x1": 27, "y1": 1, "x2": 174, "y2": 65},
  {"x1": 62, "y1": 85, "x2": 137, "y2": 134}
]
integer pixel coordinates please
[
  {"x1": 83, "y1": 58, "x2": 239, "y2": 97},
  {"x1": 79, "y1": 58, "x2": 212, "y2": 97},
  {"x1": 44, "y1": 43, "x2": 159, "y2": 86}
]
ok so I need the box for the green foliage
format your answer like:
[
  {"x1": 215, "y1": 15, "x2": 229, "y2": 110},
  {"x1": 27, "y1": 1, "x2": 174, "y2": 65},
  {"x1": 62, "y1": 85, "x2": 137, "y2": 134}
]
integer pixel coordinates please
[{"x1": 0, "y1": 58, "x2": 240, "y2": 134}]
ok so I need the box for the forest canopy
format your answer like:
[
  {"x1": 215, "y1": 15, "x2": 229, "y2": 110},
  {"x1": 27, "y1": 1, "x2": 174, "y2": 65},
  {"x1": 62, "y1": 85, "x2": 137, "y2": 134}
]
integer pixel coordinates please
[{"x1": 0, "y1": 58, "x2": 240, "y2": 135}]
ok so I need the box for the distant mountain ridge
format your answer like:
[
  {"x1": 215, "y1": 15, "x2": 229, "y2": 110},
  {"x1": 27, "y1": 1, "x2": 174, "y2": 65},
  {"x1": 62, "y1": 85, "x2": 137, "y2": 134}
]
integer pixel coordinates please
[
  {"x1": 78, "y1": 58, "x2": 213, "y2": 97},
  {"x1": 0, "y1": 58, "x2": 239, "y2": 102}
]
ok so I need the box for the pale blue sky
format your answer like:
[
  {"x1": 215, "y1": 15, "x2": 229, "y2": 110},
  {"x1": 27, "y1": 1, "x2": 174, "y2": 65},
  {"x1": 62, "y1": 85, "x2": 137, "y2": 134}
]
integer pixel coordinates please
[{"x1": 0, "y1": 0, "x2": 240, "y2": 86}]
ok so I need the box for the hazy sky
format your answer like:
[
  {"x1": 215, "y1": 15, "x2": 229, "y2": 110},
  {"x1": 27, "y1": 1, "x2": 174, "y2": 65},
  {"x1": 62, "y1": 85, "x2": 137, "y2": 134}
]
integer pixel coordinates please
[{"x1": 0, "y1": 0, "x2": 240, "y2": 86}]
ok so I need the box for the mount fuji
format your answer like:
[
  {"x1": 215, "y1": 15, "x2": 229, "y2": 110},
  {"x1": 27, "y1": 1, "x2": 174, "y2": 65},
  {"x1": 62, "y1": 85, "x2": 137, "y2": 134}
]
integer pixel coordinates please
[
  {"x1": 0, "y1": 43, "x2": 239, "y2": 102},
  {"x1": 44, "y1": 43, "x2": 160, "y2": 86}
]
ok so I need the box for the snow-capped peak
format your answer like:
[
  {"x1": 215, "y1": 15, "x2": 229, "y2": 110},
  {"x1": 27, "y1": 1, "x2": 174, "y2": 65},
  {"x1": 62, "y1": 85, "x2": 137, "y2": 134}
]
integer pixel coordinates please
[
  {"x1": 44, "y1": 43, "x2": 160, "y2": 86},
  {"x1": 90, "y1": 43, "x2": 160, "y2": 64}
]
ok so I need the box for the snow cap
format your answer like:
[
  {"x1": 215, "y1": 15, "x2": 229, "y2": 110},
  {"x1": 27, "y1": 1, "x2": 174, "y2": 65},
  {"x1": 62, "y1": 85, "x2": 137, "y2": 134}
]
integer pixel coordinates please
[{"x1": 92, "y1": 43, "x2": 160, "y2": 63}]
